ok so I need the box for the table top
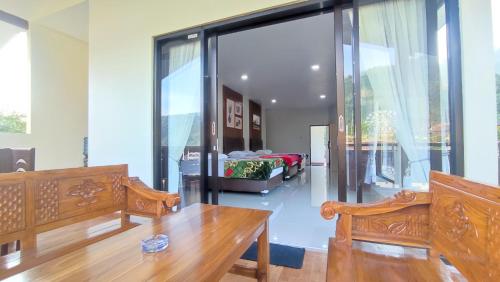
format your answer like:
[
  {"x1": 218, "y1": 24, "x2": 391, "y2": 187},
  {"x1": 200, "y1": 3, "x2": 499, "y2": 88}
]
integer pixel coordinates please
[{"x1": 7, "y1": 204, "x2": 271, "y2": 282}]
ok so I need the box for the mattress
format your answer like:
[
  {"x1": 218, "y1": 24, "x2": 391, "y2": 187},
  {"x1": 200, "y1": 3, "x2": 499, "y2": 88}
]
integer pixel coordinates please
[
  {"x1": 224, "y1": 158, "x2": 285, "y2": 180},
  {"x1": 260, "y1": 154, "x2": 302, "y2": 168},
  {"x1": 180, "y1": 155, "x2": 283, "y2": 180}
]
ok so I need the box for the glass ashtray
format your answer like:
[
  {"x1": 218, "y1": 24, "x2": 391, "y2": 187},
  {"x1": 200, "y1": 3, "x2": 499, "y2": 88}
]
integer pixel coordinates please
[{"x1": 141, "y1": 234, "x2": 169, "y2": 253}]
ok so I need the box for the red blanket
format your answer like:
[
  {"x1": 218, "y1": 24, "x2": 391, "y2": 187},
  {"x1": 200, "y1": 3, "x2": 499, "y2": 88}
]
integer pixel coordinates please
[{"x1": 260, "y1": 154, "x2": 302, "y2": 167}]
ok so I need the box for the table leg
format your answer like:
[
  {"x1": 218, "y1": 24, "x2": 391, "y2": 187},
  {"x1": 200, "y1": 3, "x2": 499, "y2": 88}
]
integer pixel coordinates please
[{"x1": 257, "y1": 220, "x2": 269, "y2": 282}]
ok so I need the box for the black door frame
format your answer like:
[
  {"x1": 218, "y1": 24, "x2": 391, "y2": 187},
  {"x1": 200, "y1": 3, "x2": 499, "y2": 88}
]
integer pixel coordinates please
[{"x1": 153, "y1": 0, "x2": 464, "y2": 204}]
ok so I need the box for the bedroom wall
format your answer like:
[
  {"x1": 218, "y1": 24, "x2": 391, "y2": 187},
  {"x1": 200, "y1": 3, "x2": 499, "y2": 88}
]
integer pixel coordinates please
[
  {"x1": 266, "y1": 108, "x2": 330, "y2": 162},
  {"x1": 217, "y1": 81, "x2": 267, "y2": 154}
]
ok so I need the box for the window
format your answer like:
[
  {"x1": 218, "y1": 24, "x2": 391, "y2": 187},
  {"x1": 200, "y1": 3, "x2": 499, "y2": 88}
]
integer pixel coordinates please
[
  {"x1": 0, "y1": 11, "x2": 30, "y2": 134},
  {"x1": 494, "y1": 0, "x2": 500, "y2": 183},
  {"x1": 357, "y1": 0, "x2": 451, "y2": 195}
]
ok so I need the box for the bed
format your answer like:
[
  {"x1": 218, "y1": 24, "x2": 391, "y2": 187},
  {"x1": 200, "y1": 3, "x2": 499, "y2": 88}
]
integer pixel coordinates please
[
  {"x1": 180, "y1": 153, "x2": 285, "y2": 194},
  {"x1": 222, "y1": 157, "x2": 284, "y2": 193},
  {"x1": 259, "y1": 153, "x2": 305, "y2": 179}
]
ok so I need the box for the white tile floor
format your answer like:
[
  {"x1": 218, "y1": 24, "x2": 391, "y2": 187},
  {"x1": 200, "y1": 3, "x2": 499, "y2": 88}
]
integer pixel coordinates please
[{"x1": 218, "y1": 166, "x2": 386, "y2": 251}]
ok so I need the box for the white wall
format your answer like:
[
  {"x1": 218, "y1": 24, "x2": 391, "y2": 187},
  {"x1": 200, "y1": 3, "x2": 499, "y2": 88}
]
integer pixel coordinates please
[
  {"x1": 310, "y1": 126, "x2": 328, "y2": 164},
  {"x1": 88, "y1": 0, "x2": 299, "y2": 185},
  {"x1": 0, "y1": 24, "x2": 88, "y2": 170},
  {"x1": 460, "y1": 0, "x2": 498, "y2": 185},
  {"x1": 266, "y1": 108, "x2": 330, "y2": 162}
]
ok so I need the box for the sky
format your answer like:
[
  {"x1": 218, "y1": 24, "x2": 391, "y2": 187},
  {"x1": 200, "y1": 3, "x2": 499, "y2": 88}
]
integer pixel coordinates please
[
  {"x1": 0, "y1": 23, "x2": 29, "y2": 116},
  {"x1": 493, "y1": 0, "x2": 500, "y2": 74}
]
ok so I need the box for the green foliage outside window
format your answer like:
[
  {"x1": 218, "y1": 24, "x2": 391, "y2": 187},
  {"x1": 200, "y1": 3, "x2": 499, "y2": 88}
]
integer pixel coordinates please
[{"x1": 0, "y1": 113, "x2": 27, "y2": 133}]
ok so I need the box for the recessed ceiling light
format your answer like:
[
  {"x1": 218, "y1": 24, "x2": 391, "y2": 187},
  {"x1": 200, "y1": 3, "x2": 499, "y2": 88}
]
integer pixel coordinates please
[
  {"x1": 311, "y1": 64, "x2": 320, "y2": 71},
  {"x1": 271, "y1": 99, "x2": 277, "y2": 104},
  {"x1": 320, "y1": 94, "x2": 326, "y2": 99},
  {"x1": 241, "y1": 74, "x2": 248, "y2": 80}
]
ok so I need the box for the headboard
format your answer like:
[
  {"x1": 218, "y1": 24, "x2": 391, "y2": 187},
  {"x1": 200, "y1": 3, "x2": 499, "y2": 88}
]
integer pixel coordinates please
[
  {"x1": 250, "y1": 138, "x2": 263, "y2": 152},
  {"x1": 223, "y1": 137, "x2": 244, "y2": 154}
]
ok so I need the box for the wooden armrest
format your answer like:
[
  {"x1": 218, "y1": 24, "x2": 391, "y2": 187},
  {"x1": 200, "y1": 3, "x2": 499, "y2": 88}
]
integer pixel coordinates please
[
  {"x1": 321, "y1": 190, "x2": 432, "y2": 247},
  {"x1": 121, "y1": 176, "x2": 181, "y2": 211},
  {"x1": 321, "y1": 190, "x2": 431, "y2": 220}
]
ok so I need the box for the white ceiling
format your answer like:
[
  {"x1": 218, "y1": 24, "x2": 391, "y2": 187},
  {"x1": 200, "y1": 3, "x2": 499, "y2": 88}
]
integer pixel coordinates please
[
  {"x1": 0, "y1": 0, "x2": 85, "y2": 21},
  {"x1": 0, "y1": 0, "x2": 88, "y2": 42},
  {"x1": 36, "y1": 1, "x2": 88, "y2": 42},
  {"x1": 218, "y1": 13, "x2": 335, "y2": 110}
]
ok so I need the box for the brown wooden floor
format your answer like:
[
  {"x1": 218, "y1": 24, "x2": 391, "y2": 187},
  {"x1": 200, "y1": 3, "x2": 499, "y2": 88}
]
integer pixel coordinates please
[{"x1": 221, "y1": 251, "x2": 327, "y2": 282}]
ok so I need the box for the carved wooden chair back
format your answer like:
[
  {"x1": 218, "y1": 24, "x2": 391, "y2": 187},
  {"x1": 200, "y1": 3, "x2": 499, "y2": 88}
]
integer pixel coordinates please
[
  {"x1": 321, "y1": 171, "x2": 500, "y2": 281},
  {"x1": 428, "y1": 171, "x2": 500, "y2": 281},
  {"x1": 0, "y1": 165, "x2": 129, "y2": 251},
  {"x1": 0, "y1": 148, "x2": 35, "y2": 255},
  {"x1": 0, "y1": 164, "x2": 180, "y2": 255}
]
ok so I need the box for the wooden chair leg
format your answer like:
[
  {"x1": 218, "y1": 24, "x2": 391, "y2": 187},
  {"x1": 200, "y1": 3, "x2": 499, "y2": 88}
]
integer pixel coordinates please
[
  {"x1": 21, "y1": 234, "x2": 36, "y2": 250},
  {"x1": 1, "y1": 243, "x2": 7, "y2": 256},
  {"x1": 121, "y1": 212, "x2": 131, "y2": 227}
]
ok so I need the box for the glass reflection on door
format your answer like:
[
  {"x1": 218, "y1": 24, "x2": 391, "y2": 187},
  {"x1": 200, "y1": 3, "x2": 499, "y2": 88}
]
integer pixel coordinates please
[
  {"x1": 159, "y1": 36, "x2": 202, "y2": 207},
  {"x1": 357, "y1": 0, "x2": 451, "y2": 201},
  {"x1": 342, "y1": 8, "x2": 356, "y2": 203}
]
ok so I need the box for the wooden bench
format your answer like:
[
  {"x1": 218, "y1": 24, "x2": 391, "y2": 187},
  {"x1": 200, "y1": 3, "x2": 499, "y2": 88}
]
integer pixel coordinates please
[
  {"x1": 0, "y1": 164, "x2": 180, "y2": 279},
  {"x1": 320, "y1": 171, "x2": 500, "y2": 282}
]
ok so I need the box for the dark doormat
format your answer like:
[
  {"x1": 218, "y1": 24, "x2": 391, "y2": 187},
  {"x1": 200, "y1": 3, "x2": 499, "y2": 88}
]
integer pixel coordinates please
[{"x1": 241, "y1": 242, "x2": 305, "y2": 269}]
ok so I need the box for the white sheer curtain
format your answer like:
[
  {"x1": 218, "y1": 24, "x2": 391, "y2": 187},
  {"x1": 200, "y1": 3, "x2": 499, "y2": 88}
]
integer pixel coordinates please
[
  {"x1": 161, "y1": 41, "x2": 201, "y2": 193},
  {"x1": 360, "y1": 0, "x2": 430, "y2": 188}
]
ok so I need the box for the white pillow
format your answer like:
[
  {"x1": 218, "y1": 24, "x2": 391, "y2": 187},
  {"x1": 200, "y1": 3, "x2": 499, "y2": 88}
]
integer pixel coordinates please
[
  {"x1": 256, "y1": 150, "x2": 272, "y2": 155},
  {"x1": 228, "y1": 151, "x2": 256, "y2": 158}
]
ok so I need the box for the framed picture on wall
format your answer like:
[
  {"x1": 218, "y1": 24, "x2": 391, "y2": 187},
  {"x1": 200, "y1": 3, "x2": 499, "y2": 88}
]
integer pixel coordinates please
[
  {"x1": 235, "y1": 117, "x2": 242, "y2": 129},
  {"x1": 226, "y1": 99, "x2": 235, "y2": 128},
  {"x1": 252, "y1": 114, "x2": 261, "y2": 130},
  {"x1": 235, "y1": 102, "x2": 242, "y2": 116}
]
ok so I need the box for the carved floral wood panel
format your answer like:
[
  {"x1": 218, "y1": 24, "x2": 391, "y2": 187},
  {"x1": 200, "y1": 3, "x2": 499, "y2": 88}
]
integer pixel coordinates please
[
  {"x1": 429, "y1": 196, "x2": 481, "y2": 259},
  {"x1": 352, "y1": 205, "x2": 429, "y2": 242},
  {"x1": 35, "y1": 180, "x2": 60, "y2": 224},
  {"x1": 0, "y1": 183, "x2": 25, "y2": 235},
  {"x1": 127, "y1": 190, "x2": 158, "y2": 216},
  {"x1": 429, "y1": 182, "x2": 496, "y2": 282},
  {"x1": 67, "y1": 179, "x2": 105, "y2": 207}
]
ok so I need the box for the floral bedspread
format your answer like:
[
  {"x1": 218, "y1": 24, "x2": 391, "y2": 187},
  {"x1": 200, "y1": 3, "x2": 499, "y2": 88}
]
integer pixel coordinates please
[{"x1": 223, "y1": 158, "x2": 284, "y2": 180}]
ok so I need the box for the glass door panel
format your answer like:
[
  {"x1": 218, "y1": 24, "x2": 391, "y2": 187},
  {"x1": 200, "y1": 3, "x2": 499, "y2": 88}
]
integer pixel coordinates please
[
  {"x1": 158, "y1": 35, "x2": 202, "y2": 207},
  {"x1": 342, "y1": 8, "x2": 356, "y2": 203},
  {"x1": 356, "y1": 0, "x2": 451, "y2": 201}
]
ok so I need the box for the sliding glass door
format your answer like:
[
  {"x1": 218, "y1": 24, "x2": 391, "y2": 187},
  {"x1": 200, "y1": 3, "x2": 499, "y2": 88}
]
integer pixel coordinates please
[
  {"x1": 345, "y1": 0, "x2": 453, "y2": 202},
  {"x1": 152, "y1": 0, "x2": 461, "y2": 206},
  {"x1": 156, "y1": 33, "x2": 203, "y2": 206},
  {"x1": 155, "y1": 30, "x2": 218, "y2": 206}
]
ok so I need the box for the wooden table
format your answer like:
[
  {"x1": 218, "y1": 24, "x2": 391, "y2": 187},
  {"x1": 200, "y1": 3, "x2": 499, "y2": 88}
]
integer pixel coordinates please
[{"x1": 6, "y1": 204, "x2": 271, "y2": 282}]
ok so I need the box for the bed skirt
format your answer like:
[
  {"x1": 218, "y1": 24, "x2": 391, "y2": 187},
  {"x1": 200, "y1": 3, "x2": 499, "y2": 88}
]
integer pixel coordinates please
[{"x1": 220, "y1": 173, "x2": 283, "y2": 193}]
